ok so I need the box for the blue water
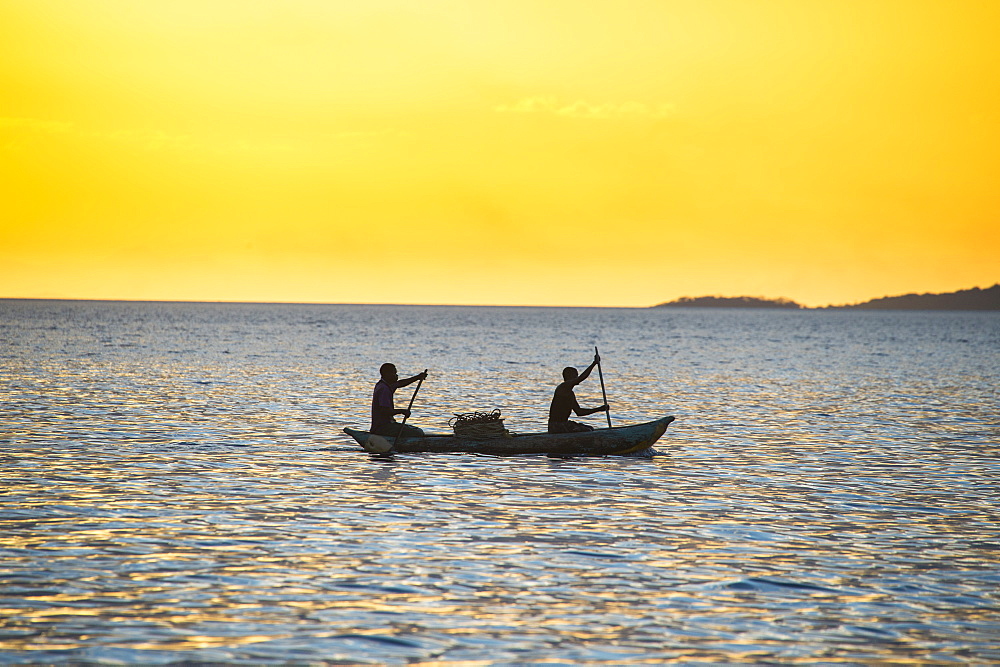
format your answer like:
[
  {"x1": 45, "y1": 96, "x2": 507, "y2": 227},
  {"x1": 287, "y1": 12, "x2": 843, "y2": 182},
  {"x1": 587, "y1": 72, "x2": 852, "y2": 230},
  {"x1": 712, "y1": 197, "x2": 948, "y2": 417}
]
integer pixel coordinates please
[{"x1": 2, "y1": 301, "x2": 998, "y2": 663}]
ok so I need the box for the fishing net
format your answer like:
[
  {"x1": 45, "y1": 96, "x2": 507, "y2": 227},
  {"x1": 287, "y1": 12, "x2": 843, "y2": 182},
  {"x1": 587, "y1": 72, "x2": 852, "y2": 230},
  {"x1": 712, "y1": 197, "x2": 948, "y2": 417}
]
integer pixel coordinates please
[{"x1": 448, "y1": 409, "x2": 512, "y2": 440}]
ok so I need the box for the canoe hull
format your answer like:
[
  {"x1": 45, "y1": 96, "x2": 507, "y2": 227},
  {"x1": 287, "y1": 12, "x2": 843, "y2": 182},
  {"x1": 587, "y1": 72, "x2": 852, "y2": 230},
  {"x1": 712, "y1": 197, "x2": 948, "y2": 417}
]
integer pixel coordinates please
[{"x1": 343, "y1": 416, "x2": 675, "y2": 456}]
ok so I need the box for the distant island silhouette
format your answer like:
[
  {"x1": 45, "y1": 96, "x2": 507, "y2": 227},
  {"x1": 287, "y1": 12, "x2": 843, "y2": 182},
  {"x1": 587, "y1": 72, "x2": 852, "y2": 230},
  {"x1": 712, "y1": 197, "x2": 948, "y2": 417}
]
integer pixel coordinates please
[
  {"x1": 654, "y1": 296, "x2": 803, "y2": 309},
  {"x1": 654, "y1": 285, "x2": 999, "y2": 310},
  {"x1": 826, "y1": 284, "x2": 999, "y2": 310}
]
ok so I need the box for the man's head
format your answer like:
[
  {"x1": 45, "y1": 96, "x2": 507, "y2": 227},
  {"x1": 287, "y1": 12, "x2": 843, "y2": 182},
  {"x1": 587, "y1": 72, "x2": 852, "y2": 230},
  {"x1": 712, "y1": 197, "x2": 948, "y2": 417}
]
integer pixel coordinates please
[
  {"x1": 562, "y1": 366, "x2": 579, "y2": 382},
  {"x1": 380, "y1": 363, "x2": 398, "y2": 382}
]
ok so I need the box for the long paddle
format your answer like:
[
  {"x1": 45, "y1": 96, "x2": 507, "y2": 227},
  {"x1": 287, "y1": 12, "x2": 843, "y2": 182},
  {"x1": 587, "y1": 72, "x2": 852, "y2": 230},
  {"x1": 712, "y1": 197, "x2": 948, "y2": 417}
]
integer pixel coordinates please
[
  {"x1": 595, "y1": 346, "x2": 612, "y2": 428},
  {"x1": 393, "y1": 369, "x2": 427, "y2": 448}
]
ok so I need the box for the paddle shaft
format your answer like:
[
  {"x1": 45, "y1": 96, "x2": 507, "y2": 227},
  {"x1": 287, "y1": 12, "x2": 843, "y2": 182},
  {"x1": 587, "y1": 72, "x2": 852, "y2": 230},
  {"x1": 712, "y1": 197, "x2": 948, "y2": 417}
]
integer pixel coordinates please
[
  {"x1": 393, "y1": 369, "x2": 427, "y2": 448},
  {"x1": 595, "y1": 346, "x2": 612, "y2": 428}
]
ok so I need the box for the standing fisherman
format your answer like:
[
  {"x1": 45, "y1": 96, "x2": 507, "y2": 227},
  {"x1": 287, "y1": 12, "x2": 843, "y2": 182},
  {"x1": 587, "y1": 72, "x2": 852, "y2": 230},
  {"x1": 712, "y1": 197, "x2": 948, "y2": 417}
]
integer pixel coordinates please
[
  {"x1": 371, "y1": 363, "x2": 427, "y2": 439},
  {"x1": 547, "y1": 352, "x2": 609, "y2": 433}
]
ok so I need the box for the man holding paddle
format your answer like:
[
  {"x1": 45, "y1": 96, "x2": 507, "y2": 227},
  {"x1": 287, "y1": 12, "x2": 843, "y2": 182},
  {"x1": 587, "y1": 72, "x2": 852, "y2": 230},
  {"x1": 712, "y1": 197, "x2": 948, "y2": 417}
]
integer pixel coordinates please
[
  {"x1": 371, "y1": 363, "x2": 428, "y2": 439},
  {"x1": 548, "y1": 351, "x2": 609, "y2": 433}
]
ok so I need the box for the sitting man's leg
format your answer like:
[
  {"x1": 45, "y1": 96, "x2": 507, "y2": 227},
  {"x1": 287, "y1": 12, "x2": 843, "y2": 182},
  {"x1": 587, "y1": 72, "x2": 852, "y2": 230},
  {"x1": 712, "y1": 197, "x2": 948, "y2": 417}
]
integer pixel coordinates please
[
  {"x1": 548, "y1": 420, "x2": 595, "y2": 434},
  {"x1": 373, "y1": 420, "x2": 424, "y2": 439},
  {"x1": 397, "y1": 422, "x2": 424, "y2": 439}
]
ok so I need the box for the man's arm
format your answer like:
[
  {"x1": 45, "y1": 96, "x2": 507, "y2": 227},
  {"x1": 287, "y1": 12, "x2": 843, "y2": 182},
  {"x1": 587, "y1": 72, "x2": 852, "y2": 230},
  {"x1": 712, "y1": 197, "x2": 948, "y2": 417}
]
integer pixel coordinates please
[
  {"x1": 374, "y1": 404, "x2": 411, "y2": 419},
  {"x1": 396, "y1": 371, "x2": 428, "y2": 388},
  {"x1": 379, "y1": 371, "x2": 427, "y2": 418},
  {"x1": 572, "y1": 353, "x2": 601, "y2": 386},
  {"x1": 374, "y1": 380, "x2": 418, "y2": 420},
  {"x1": 569, "y1": 391, "x2": 609, "y2": 417}
]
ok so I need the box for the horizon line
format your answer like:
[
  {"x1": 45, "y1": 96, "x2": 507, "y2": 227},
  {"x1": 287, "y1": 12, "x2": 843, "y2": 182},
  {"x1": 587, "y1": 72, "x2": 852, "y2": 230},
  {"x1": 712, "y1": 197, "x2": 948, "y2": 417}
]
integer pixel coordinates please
[
  {"x1": 3, "y1": 285, "x2": 997, "y2": 311},
  {"x1": 0, "y1": 296, "x2": 649, "y2": 309}
]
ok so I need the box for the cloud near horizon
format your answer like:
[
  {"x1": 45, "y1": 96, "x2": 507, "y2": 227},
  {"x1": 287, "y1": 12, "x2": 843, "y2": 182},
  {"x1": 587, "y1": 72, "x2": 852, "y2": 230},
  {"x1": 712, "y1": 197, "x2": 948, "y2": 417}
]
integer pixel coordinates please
[
  {"x1": 1, "y1": 116, "x2": 408, "y2": 156},
  {"x1": 495, "y1": 97, "x2": 676, "y2": 120},
  {"x1": 0, "y1": 117, "x2": 75, "y2": 134}
]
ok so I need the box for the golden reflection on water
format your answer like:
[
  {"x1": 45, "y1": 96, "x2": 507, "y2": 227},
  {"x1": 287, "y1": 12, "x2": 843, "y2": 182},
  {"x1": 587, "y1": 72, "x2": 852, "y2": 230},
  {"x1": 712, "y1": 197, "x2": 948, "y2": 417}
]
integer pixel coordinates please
[{"x1": 3, "y1": 303, "x2": 999, "y2": 662}]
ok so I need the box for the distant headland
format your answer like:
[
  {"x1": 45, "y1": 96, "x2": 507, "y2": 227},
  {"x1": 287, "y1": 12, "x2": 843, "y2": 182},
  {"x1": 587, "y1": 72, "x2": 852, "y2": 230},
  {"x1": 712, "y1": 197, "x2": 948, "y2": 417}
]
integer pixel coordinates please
[
  {"x1": 825, "y1": 284, "x2": 999, "y2": 310},
  {"x1": 654, "y1": 284, "x2": 1000, "y2": 310},
  {"x1": 654, "y1": 296, "x2": 802, "y2": 309}
]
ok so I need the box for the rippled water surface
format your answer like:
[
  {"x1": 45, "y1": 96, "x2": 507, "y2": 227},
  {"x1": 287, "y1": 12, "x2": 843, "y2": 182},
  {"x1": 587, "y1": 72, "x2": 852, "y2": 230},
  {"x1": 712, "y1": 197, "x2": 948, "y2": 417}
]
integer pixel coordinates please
[{"x1": 2, "y1": 301, "x2": 998, "y2": 664}]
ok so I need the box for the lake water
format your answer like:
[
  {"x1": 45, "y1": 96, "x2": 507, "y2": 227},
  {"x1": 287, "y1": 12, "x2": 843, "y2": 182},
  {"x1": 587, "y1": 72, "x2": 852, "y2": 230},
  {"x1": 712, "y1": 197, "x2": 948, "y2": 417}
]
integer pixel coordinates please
[{"x1": 2, "y1": 300, "x2": 998, "y2": 664}]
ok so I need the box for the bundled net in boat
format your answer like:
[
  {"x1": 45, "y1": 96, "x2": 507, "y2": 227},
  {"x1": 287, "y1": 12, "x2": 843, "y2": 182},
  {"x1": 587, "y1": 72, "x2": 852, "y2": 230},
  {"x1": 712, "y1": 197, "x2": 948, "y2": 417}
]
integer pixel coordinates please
[{"x1": 448, "y1": 409, "x2": 512, "y2": 439}]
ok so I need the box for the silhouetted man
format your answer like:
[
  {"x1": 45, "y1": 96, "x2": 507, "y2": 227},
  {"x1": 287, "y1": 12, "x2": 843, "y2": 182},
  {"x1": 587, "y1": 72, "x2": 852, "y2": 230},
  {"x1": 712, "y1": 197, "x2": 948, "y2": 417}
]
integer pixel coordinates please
[
  {"x1": 371, "y1": 363, "x2": 427, "y2": 439},
  {"x1": 548, "y1": 352, "x2": 609, "y2": 433}
]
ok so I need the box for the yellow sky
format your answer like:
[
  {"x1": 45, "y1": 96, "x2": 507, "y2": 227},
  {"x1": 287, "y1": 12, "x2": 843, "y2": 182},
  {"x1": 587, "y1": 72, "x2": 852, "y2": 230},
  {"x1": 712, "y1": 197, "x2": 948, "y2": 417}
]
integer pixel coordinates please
[{"x1": 2, "y1": 0, "x2": 998, "y2": 307}]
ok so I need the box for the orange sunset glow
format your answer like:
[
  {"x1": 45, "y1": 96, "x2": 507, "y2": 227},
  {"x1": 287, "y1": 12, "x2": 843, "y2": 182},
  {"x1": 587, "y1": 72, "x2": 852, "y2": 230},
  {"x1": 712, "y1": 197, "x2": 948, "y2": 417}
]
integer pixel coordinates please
[{"x1": 2, "y1": 0, "x2": 998, "y2": 307}]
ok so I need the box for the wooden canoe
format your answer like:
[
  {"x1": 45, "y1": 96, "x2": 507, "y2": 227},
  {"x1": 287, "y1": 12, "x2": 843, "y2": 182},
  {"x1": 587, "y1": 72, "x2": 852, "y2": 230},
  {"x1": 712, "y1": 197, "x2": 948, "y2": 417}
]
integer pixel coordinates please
[{"x1": 343, "y1": 416, "x2": 675, "y2": 456}]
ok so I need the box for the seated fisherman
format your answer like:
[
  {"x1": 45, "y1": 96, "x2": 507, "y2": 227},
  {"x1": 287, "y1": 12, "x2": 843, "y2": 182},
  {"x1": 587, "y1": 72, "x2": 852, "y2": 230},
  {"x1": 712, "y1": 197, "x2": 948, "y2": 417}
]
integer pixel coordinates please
[
  {"x1": 547, "y1": 352, "x2": 609, "y2": 433},
  {"x1": 371, "y1": 363, "x2": 428, "y2": 439}
]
